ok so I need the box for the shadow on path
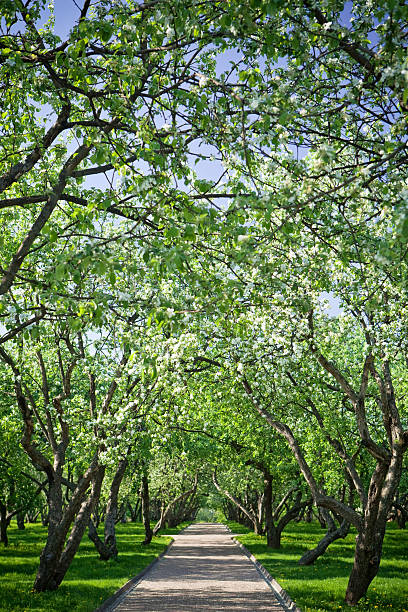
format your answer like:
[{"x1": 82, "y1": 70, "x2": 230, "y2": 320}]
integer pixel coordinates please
[{"x1": 111, "y1": 523, "x2": 287, "y2": 611}]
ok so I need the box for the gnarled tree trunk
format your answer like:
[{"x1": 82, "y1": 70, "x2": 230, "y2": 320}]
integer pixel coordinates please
[
  {"x1": 153, "y1": 474, "x2": 198, "y2": 536},
  {"x1": 345, "y1": 452, "x2": 403, "y2": 606},
  {"x1": 299, "y1": 514, "x2": 350, "y2": 565},
  {"x1": 33, "y1": 463, "x2": 104, "y2": 592},
  {"x1": 242, "y1": 349, "x2": 408, "y2": 606},
  {"x1": 88, "y1": 457, "x2": 128, "y2": 559},
  {"x1": 213, "y1": 471, "x2": 261, "y2": 533}
]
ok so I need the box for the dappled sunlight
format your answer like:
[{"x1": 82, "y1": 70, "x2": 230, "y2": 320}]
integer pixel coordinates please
[
  {"x1": 114, "y1": 524, "x2": 286, "y2": 611},
  {"x1": 236, "y1": 522, "x2": 408, "y2": 612},
  {"x1": 0, "y1": 522, "x2": 173, "y2": 612}
]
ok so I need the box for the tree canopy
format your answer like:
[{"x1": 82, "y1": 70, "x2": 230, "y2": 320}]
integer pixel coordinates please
[{"x1": 1, "y1": 0, "x2": 408, "y2": 606}]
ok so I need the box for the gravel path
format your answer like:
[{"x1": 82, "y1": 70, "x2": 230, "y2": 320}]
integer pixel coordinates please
[{"x1": 110, "y1": 523, "x2": 288, "y2": 611}]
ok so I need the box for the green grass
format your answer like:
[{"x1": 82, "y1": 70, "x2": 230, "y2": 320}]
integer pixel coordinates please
[
  {"x1": 224, "y1": 520, "x2": 253, "y2": 534},
  {"x1": 231, "y1": 521, "x2": 408, "y2": 612},
  {"x1": 3, "y1": 520, "x2": 406, "y2": 611},
  {"x1": 0, "y1": 521, "x2": 182, "y2": 612}
]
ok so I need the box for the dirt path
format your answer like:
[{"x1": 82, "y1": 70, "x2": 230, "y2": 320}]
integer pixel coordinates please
[{"x1": 109, "y1": 523, "x2": 290, "y2": 611}]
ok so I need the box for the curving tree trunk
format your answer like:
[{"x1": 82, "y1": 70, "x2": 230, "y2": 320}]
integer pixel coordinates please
[
  {"x1": 213, "y1": 470, "x2": 264, "y2": 532},
  {"x1": 344, "y1": 452, "x2": 404, "y2": 606},
  {"x1": 0, "y1": 333, "x2": 129, "y2": 593},
  {"x1": 88, "y1": 457, "x2": 128, "y2": 560},
  {"x1": 242, "y1": 347, "x2": 408, "y2": 606},
  {"x1": 34, "y1": 463, "x2": 104, "y2": 591},
  {"x1": 213, "y1": 471, "x2": 261, "y2": 533},
  {"x1": 153, "y1": 474, "x2": 198, "y2": 536},
  {"x1": 299, "y1": 514, "x2": 350, "y2": 565}
]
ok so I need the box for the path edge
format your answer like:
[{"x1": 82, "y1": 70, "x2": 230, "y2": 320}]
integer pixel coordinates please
[
  {"x1": 93, "y1": 538, "x2": 175, "y2": 612},
  {"x1": 94, "y1": 523, "x2": 192, "y2": 612},
  {"x1": 227, "y1": 528, "x2": 302, "y2": 612}
]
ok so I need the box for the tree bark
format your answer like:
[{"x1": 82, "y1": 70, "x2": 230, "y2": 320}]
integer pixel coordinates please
[
  {"x1": 17, "y1": 512, "x2": 25, "y2": 530},
  {"x1": 141, "y1": 470, "x2": 153, "y2": 545},
  {"x1": 344, "y1": 452, "x2": 403, "y2": 606},
  {"x1": 33, "y1": 462, "x2": 103, "y2": 592},
  {"x1": 88, "y1": 520, "x2": 111, "y2": 560},
  {"x1": 345, "y1": 528, "x2": 385, "y2": 606},
  {"x1": 88, "y1": 457, "x2": 128, "y2": 559},
  {"x1": 103, "y1": 457, "x2": 128, "y2": 558},
  {"x1": 0, "y1": 502, "x2": 9, "y2": 546},
  {"x1": 299, "y1": 518, "x2": 350, "y2": 565},
  {"x1": 153, "y1": 474, "x2": 198, "y2": 536},
  {"x1": 263, "y1": 472, "x2": 277, "y2": 547}
]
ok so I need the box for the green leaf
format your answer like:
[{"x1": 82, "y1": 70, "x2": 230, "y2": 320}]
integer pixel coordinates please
[
  {"x1": 183, "y1": 225, "x2": 196, "y2": 241},
  {"x1": 55, "y1": 264, "x2": 66, "y2": 281}
]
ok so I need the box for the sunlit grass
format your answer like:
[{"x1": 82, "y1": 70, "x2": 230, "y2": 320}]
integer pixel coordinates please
[
  {"x1": 0, "y1": 522, "x2": 179, "y2": 612},
  {"x1": 228, "y1": 521, "x2": 408, "y2": 612},
  {"x1": 3, "y1": 520, "x2": 406, "y2": 611}
]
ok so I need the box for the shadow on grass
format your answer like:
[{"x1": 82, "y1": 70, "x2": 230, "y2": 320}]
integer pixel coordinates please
[
  {"x1": 223, "y1": 521, "x2": 252, "y2": 535},
  {"x1": 236, "y1": 522, "x2": 408, "y2": 612},
  {"x1": 0, "y1": 521, "x2": 181, "y2": 612}
]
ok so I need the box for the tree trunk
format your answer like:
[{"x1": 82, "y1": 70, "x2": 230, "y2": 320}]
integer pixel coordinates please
[
  {"x1": 92, "y1": 502, "x2": 101, "y2": 527},
  {"x1": 118, "y1": 502, "x2": 127, "y2": 523},
  {"x1": 267, "y1": 484, "x2": 307, "y2": 550},
  {"x1": 103, "y1": 457, "x2": 128, "y2": 558},
  {"x1": 317, "y1": 507, "x2": 327, "y2": 528},
  {"x1": 17, "y1": 512, "x2": 25, "y2": 530},
  {"x1": 299, "y1": 519, "x2": 350, "y2": 565},
  {"x1": 269, "y1": 528, "x2": 284, "y2": 548},
  {"x1": 263, "y1": 473, "x2": 279, "y2": 547},
  {"x1": 391, "y1": 500, "x2": 407, "y2": 529},
  {"x1": 87, "y1": 458, "x2": 128, "y2": 560},
  {"x1": 345, "y1": 453, "x2": 403, "y2": 606},
  {"x1": 0, "y1": 503, "x2": 9, "y2": 546},
  {"x1": 27, "y1": 509, "x2": 40, "y2": 523},
  {"x1": 88, "y1": 519, "x2": 111, "y2": 560},
  {"x1": 51, "y1": 465, "x2": 105, "y2": 589},
  {"x1": 41, "y1": 509, "x2": 49, "y2": 526},
  {"x1": 141, "y1": 470, "x2": 153, "y2": 545},
  {"x1": 396, "y1": 508, "x2": 406, "y2": 529},
  {"x1": 212, "y1": 471, "x2": 258, "y2": 533},
  {"x1": 153, "y1": 475, "x2": 198, "y2": 536},
  {"x1": 128, "y1": 499, "x2": 141, "y2": 522},
  {"x1": 345, "y1": 528, "x2": 384, "y2": 606},
  {"x1": 33, "y1": 463, "x2": 103, "y2": 592}
]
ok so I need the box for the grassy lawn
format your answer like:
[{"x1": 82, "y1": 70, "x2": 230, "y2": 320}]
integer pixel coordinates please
[
  {"x1": 0, "y1": 522, "x2": 184, "y2": 612},
  {"x1": 226, "y1": 521, "x2": 408, "y2": 612}
]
